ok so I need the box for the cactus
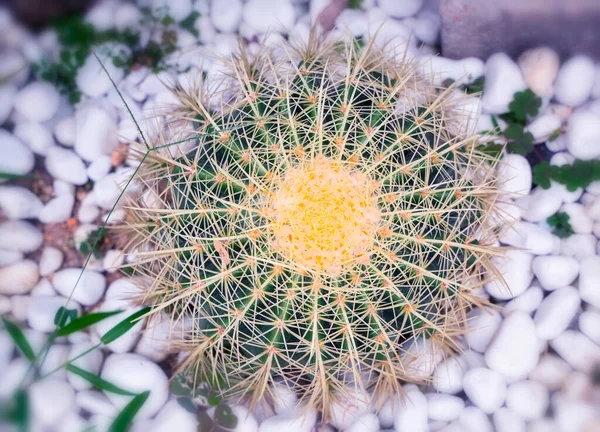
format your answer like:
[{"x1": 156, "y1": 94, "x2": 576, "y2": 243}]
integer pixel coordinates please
[{"x1": 124, "y1": 35, "x2": 501, "y2": 415}]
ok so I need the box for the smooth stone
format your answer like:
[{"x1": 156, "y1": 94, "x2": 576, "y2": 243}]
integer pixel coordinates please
[
  {"x1": 533, "y1": 286, "x2": 579, "y2": 340},
  {"x1": 532, "y1": 256, "x2": 579, "y2": 291},
  {"x1": 458, "y1": 406, "x2": 493, "y2": 432},
  {"x1": 67, "y1": 341, "x2": 104, "y2": 390},
  {"x1": 13, "y1": 121, "x2": 54, "y2": 155},
  {"x1": 426, "y1": 394, "x2": 464, "y2": 422},
  {"x1": 462, "y1": 367, "x2": 506, "y2": 414},
  {"x1": 578, "y1": 255, "x2": 600, "y2": 307},
  {"x1": 393, "y1": 389, "x2": 428, "y2": 432},
  {"x1": 421, "y1": 56, "x2": 484, "y2": 86},
  {"x1": 75, "y1": 106, "x2": 119, "y2": 162},
  {"x1": 505, "y1": 380, "x2": 549, "y2": 420},
  {"x1": 149, "y1": 399, "x2": 199, "y2": 432},
  {"x1": 31, "y1": 278, "x2": 55, "y2": 296},
  {"x1": 0, "y1": 186, "x2": 43, "y2": 219},
  {"x1": 54, "y1": 116, "x2": 76, "y2": 147},
  {"x1": 466, "y1": 309, "x2": 502, "y2": 353},
  {"x1": 345, "y1": 413, "x2": 379, "y2": 432},
  {"x1": 497, "y1": 154, "x2": 532, "y2": 199},
  {"x1": 0, "y1": 249, "x2": 23, "y2": 266},
  {"x1": 492, "y1": 407, "x2": 525, "y2": 432},
  {"x1": 561, "y1": 203, "x2": 593, "y2": 233},
  {"x1": 0, "y1": 220, "x2": 43, "y2": 252},
  {"x1": 39, "y1": 194, "x2": 75, "y2": 223},
  {"x1": 485, "y1": 311, "x2": 539, "y2": 381},
  {"x1": 134, "y1": 313, "x2": 174, "y2": 363},
  {"x1": 27, "y1": 295, "x2": 78, "y2": 333},
  {"x1": 101, "y1": 353, "x2": 169, "y2": 419},
  {"x1": 329, "y1": 389, "x2": 370, "y2": 430},
  {"x1": 518, "y1": 47, "x2": 559, "y2": 97},
  {"x1": 87, "y1": 155, "x2": 112, "y2": 182},
  {"x1": 554, "y1": 56, "x2": 595, "y2": 107},
  {"x1": 515, "y1": 187, "x2": 562, "y2": 222},
  {"x1": 45, "y1": 146, "x2": 88, "y2": 185},
  {"x1": 503, "y1": 285, "x2": 544, "y2": 315},
  {"x1": 39, "y1": 247, "x2": 64, "y2": 276},
  {"x1": 243, "y1": 0, "x2": 296, "y2": 34},
  {"x1": 432, "y1": 356, "x2": 466, "y2": 394},
  {"x1": 0, "y1": 85, "x2": 17, "y2": 125},
  {"x1": 377, "y1": 0, "x2": 423, "y2": 18},
  {"x1": 567, "y1": 110, "x2": 600, "y2": 160},
  {"x1": 579, "y1": 310, "x2": 600, "y2": 344},
  {"x1": 76, "y1": 53, "x2": 124, "y2": 98},
  {"x1": 529, "y1": 354, "x2": 572, "y2": 391},
  {"x1": 500, "y1": 222, "x2": 554, "y2": 255},
  {"x1": 211, "y1": 0, "x2": 243, "y2": 33},
  {"x1": 485, "y1": 250, "x2": 533, "y2": 300},
  {"x1": 526, "y1": 114, "x2": 561, "y2": 144},
  {"x1": 560, "y1": 234, "x2": 597, "y2": 260},
  {"x1": 271, "y1": 381, "x2": 298, "y2": 415},
  {"x1": 258, "y1": 406, "x2": 317, "y2": 432},
  {"x1": 481, "y1": 53, "x2": 526, "y2": 114},
  {"x1": 378, "y1": 395, "x2": 401, "y2": 429},
  {"x1": 554, "y1": 396, "x2": 598, "y2": 432},
  {"x1": 0, "y1": 130, "x2": 34, "y2": 176},
  {"x1": 0, "y1": 260, "x2": 39, "y2": 295},
  {"x1": 52, "y1": 268, "x2": 106, "y2": 306},
  {"x1": 550, "y1": 330, "x2": 600, "y2": 373},
  {"x1": 14, "y1": 81, "x2": 60, "y2": 122},
  {"x1": 152, "y1": 0, "x2": 193, "y2": 21},
  {"x1": 76, "y1": 390, "x2": 118, "y2": 417},
  {"x1": 93, "y1": 302, "x2": 145, "y2": 353},
  {"x1": 30, "y1": 378, "x2": 75, "y2": 426}
]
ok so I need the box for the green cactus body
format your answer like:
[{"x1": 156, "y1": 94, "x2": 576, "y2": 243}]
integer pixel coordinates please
[{"x1": 126, "y1": 37, "x2": 501, "y2": 414}]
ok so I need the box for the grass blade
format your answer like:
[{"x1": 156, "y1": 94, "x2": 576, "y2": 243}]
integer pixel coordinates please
[
  {"x1": 100, "y1": 307, "x2": 150, "y2": 345},
  {"x1": 66, "y1": 364, "x2": 136, "y2": 396},
  {"x1": 56, "y1": 310, "x2": 123, "y2": 337},
  {"x1": 108, "y1": 391, "x2": 150, "y2": 432},
  {"x1": 2, "y1": 317, "x2": 35, "y2": 362}
]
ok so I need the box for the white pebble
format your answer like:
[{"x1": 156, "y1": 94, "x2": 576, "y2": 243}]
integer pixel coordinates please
[
  {"x1": 579, "y1": 310, "x2": 600, "y2": 344},
  {"x1": 533, "y1": 286, "x2": 579, "y2": 340},
  {"x1": 378, "y1": 395, "x2": 401, "y2": 428},
  {"x1": 422, "y1": 56, "x2": 484, "y2": 86},
  {"x1": 39, "y1": 247, "x2": 64, "y2": 276},
  {"x1": 466, "y1": 309, "x2": 502, "y2": 353},
  {"x1": 67, "y1": 341, "x2": 104, "y2": 390},
  {"x1": 492, "y1": 407, "x2": 525, "y2": 432},
  {"x1": 560, "y1": 234, "x2": 597, "y2": 260},
  {"x1": 258, "y1": 406, "x2": 317, "y2": 432},
  {"x1": 457, "y1": 406, "x2": 493, "y2": 432},
  {"x1": 554, "y1": 396, "x2": 598, "y2": 432},
  {"x1": 78, "y1": 204, "x2": 101, "y2": 224},
  {"x1": 526, "y1": 114, "x2": 561, "y2": 143},
  {"x1": 554, "y1": 56, "x2": 595, "y2": 106},
  {"x1": 27, "y1": 295, "x2": 74, "y2": 333},
  {"x1": 0, "y1": 130, "x2": 34, "y2": 176},
  {"x1": 14, "y1": 81, "x2": 60, "y2": 122},
  {"x1": 0, "y1": 185, "x2": 43, "y2": 219},
  {"x1": 497, "y1": 154, "x2": 531, "y2": 199},
  {"x1": 561, "y1": 203, "x2": 593, "y2": 233},
  {"x1": 45, "y1": 146, "x2": 88, "y2": 185},
  {"x1": 76, "y1": 390, "x2": 118, "y2": 417},
  {"x1": 243, "y1": 0, "x2": 295, "y2": 34},
  {"x1": 578, "y1": 255, "x2": 600, "y2": 307},
  {"x1": 501, "y1": 222, "x2": 554, "y2": 255},
  {"x1": 75, "y1": 106, "x2": 119, "y2": 162},
  {"x1": 518, "y1": 47, "x2": 559, "y2": 97},
  {"x1": 39, "y1": 194, "x2": 75, "y2": 223},
  {"x1": 13, "y1": 121, "x2": 54, "y2": 155},
  {"x1": 10, "y1": 295, "x2": 30, "y2": 321},
  {"x1": 528, "y1": 419, "x2": 559, "y2": 432},
  {"x1": 485, "y1": 311, "x2": 539, "y2": 381},
  {"x1": 393, "y1": 389, "x2": 428, "y2": 432},
  {"x1": 54, "y1": 116, "x2": 76, "y2": 147},
  {"x1": 150, "y1": 399, "x2": 199, "y2": 432},
  {"x1": 516, "y1": 187, "x2": 562, "y2": 222},
  {"x1": 211, "y1": 0, "x2": 243, "y2": 32},
  {"x1": 0, "y1": 261, "x2": 37, "y2": 296},
  {"x1": 506, "y1": 380, "x2": 549, "y2": 420},
  {"x1": 87, "y1": 155, "x2": 112, "y2": 182},
  {"x1": 0, "y1": 85, "x2": 17, "y2": 125},
  {"x1": 271, "y1": 381, "x2": 298, "y2": 415},
  {"x1": 54, "y1": 179, "x2": 75, "y2": 196},
  {"x1": 134, "y1": 313, "x2": 174, "y2": 362},
  {"x1": 102, "y1": 249, "x2": 124, "y2": 273},
  {"x1": 152, "y1": 0, "x2": 193, "y2": 21},
  {"x1": 481, "y1": 53, "x2": 526, "y2": 114},
  {"x1": 0, "y1": 220, "x2": 43, "y2": 252},
  {"x1": 532, "y1": 256, "x2": 579, "y2": 291},
  {"x1": 329, "y1": 389, "x2": 370, "y2": 430},
  {"x1": 101, "y1": 353, "x2": 169, "y2": 419},
  {"x1": 426, "y1": 394, "x2": 464, "y2": 422},
  {"x1": 94, "y1": 302, "x2": 145, "y2": 353},
  {"x1": 567, "y1": 110, "x2": 600, "y2": 160},
  {"x1": 29, "y1": 378, "x2": 75, "y2": 427},
  {"x1": 503, "y1": 285, "x2": 544, "y2": 315},
  {"x1": 76, "y1": 53, "x2": 124, "y2": 98},
  {"x1": 52, "y1": 268, "x2": 106, "y2": 306},
  {"x1": 529, "y1": 354, "x2": 571, "y2": 391},
  {"x1": 377, "y1": 0, "x2": 423, "y2": 18},
  {"x1": 345, "y1": 413, "x2": 379, "y2": 432},
  {"x1": 550, "y1": 330, "x2": 600, "y2": 373},
  {"x1": 485, "y1": 250, "x2": 533, "y2": 300},
  {"x1": 0, "y1": 249, "x2": 23, "y2": 266},
  {"x1": 432, "y1": 356, "x2": 466, "y2": 394},
  {"x1": 31, "y1": 278, "x2": 55, "y2": 296},
  {"x1": 462, "y1": 367, "x2": 506, "y2": 414}
]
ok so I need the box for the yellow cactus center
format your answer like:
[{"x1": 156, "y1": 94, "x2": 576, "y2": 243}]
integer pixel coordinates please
[{"x1": 269, "y1": 156, "x2": 381, "y2": 274}]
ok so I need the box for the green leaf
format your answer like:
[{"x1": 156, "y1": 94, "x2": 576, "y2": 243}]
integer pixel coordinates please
[
  {"x1": 506, "y1": 131, "x2": 534, "y2": 156},
  {"x1": 347, "y1": 0, "x2": 363, "y2": 8},
  {"x1": 547, "y1": 212, "x2": 574, "y2": 238},
  {"x1": 532, "y1": 161, "x2": 552, "y2": 189},
  {"x1": 54, "y1": 306, "x2": 78, "y2": 328},
  {"x1": 478, "y1": 142, "x2": 503, "y2": 165},
  {"x1": 2, "y1": 388, "x2": 29, "y2": 432},
  {"x1": 176, "y1": 397, "x2": 197, "y2": 414},
  {"x1": 56, "y1": 310, "x2": 123, "y2": 337},
  {"x1": 2, "y1": 317, "x2": 35, "y2": 362},
  {"x1": 179, "y1": 11, "x2": 200, "y2": 37},
  {"x1": 461, "y1": 76, "x2": 485, "y2": 94},
  {"x1": 66, "y1": 364, "x2": 137, "y2": 395},
  {"x1": 548, "y1": 128, "x2": 561, "y2": 142},
  {"x1": 0, "y1": 172, "x2": 30, "y2": 180},
  {"x1": 100, "y1": 307, "x2": 150, "y2": 345},
  {"x1": 508, "y1": 89, "x2": 542, "y2": 123},
  {"x1": 214, "y1": 403, "x2": 238, "y2": 429},
  {"x1": 108, "y1": 391, "x2": 150, "y2": 432}
]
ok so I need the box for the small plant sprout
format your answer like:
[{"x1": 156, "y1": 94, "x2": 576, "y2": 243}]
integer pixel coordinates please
[{"x1": 123, "y1": 34, "x2": 503, "y2": 417}]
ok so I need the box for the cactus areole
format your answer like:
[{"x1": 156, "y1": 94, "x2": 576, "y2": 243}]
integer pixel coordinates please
[{"x1": 125, "y1": 36, "x2": 501, "y2": 414}]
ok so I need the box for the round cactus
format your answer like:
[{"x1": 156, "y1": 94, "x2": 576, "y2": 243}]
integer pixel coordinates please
[{"x1": 125, "y1": 36, "x2": 501, "y2": 414}]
